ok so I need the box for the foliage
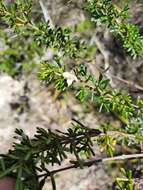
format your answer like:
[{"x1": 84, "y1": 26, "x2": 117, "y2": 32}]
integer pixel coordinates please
[
  {"x1": 0, "y1": 0, "x2": 143, "y2": 190},
  {"x1": 115, "y1": 168, "x2": 134, "y2": 190},
  {"x1": 0, "y1": 122, "x2": 101, "y2": 190},
  {"x1": 0, "y1": 0, "x2": 85, "y2": 76},
  {"x1": 86, "y1": 0, "x2": 143, "y2": 58},
  {"x1": 0, "y1": 29, "x2": 42, "y2": 76}
]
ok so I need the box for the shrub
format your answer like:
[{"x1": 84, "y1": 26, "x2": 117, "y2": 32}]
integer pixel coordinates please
[{"x1": 0, "y1": 0, "x2": 143, "y2": 189}]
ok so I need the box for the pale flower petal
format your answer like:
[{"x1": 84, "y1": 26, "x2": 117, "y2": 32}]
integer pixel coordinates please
[{"x1": 63, "y1": 71, "x2": 78, "y2": 86}]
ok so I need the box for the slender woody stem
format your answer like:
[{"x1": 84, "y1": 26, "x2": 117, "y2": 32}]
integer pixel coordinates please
[{"x1": 39, "y1": 153, "x2": 143, "y2": 178}]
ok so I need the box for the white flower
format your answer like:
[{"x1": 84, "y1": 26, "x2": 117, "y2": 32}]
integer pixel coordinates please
[{"x1": 63, "y1": 71, "x2": 78, "y2": 86}]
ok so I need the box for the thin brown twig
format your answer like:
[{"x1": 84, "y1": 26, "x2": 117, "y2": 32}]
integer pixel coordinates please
[
  {"x1": 39, "y1": 153, "x2": 143, "y2": 178},
  {"x1": 111, "y1": 75, "x2": 143, "y2": 91}
]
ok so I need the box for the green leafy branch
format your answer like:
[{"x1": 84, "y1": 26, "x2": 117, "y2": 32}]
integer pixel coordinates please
[
  {"x1": 39, "y1": 62, "x2": 143, "y2": 126},
  {"x1": 0, "y1": 119, "x2": 143, "y2": 190},
  {"x1": 0, "y1": 0, "x2": 85, "y2": 58},
  {"x1": 0, "y1": 121, "x2": 101, "y2": 190},
  {"x1": 86, "y1": 0, "x2": 143, "y2": 58}
]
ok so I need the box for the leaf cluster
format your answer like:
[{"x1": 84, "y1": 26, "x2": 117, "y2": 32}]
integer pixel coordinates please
[
  {"x1": 0, "y1": 29, "x2": 42, "y2": 76},
  {"x1": 86, "y1": 0, "x2": 143, "y2": 58},
  {"x1": 0, "y1": 121, "x2": 101, "y2": 190}
]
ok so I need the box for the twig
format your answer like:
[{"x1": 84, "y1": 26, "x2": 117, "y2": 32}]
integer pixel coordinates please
[
  {"x1": 39, "y1": 153, "x2": 143, "y2": 178},
  {"x1": 102, "y1": 153, "x2": 143, "y2": 161},
  {"x1": 72, "y1": 118, "x2": 135, "y2": 138},
  {"x1": 92, "y1": 35, "x2": 110, "y2": 71},
  {"x1": 39, "y1": 0, "x2": 54, "y2": 28},
  {"x1": 90, "y1": 34, "x2": 114, "y2": 86},
  {"x1": 111, "y1": 75, "x2": 143, "y2": 91}
]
